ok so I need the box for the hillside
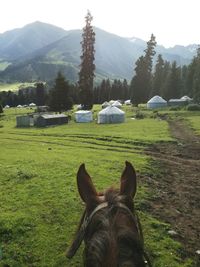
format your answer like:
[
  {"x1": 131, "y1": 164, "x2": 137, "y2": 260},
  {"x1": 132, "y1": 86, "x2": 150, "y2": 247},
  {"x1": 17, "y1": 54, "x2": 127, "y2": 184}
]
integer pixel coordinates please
[
  {"x1": 0, "y1": 21, "x2": 67, "y2": 60},
  {"x1": 0, "y1": 22, "x2": 198, "y2": 83}
]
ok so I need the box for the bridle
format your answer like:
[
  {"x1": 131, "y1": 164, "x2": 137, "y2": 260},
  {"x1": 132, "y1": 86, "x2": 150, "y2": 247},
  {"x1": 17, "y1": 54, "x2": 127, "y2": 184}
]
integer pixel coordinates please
[{"x1": 66, "y1": 201, "x2": 152, "y2": 267}]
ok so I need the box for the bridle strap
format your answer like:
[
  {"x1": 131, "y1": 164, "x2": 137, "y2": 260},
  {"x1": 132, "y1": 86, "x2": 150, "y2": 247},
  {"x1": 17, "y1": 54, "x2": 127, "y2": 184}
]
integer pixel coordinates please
[{"x1": 66, "y1": 202, "x2": 108, "y2": 258}]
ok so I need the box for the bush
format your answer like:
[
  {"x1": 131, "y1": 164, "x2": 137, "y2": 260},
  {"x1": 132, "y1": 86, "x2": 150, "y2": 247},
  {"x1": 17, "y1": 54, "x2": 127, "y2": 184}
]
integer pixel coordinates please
[
  {"x1": 186, "y1": 104, "x2": 200, "y2": 111},
  {"x1": 135, "y1": 110, "x2": 145, "y2": 119},
  {"x1": 0, "y1": 104, "x2": 3, "y2": 114},
  {"x1": 169, "y1": 105, "x2": 182, "y2": 111}
]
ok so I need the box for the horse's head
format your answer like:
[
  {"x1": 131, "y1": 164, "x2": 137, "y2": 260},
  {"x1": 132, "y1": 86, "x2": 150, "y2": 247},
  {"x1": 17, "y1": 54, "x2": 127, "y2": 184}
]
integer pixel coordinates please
[{"x1": 67, "y1": 161, "x2": 148, "y2": 267}]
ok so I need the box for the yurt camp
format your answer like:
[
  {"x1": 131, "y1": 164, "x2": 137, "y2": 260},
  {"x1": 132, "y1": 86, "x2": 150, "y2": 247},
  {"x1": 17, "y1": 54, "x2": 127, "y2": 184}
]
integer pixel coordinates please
[
  {"x1": 75, "y1": 110, "x2": 93, "y2": 123},
  {"x1": 98, "y1": 106, "x2": 125, "y2": 124},
  {"x1": 147, "y1": 95, "x2": 167, "y2": 109}
]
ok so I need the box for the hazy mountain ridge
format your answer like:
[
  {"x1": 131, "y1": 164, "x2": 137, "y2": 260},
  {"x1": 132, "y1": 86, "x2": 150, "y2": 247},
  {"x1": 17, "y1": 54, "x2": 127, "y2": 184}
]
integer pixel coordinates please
[
  {"x1": 0, "y1": 21, "x2": 198, "y2": 83},
  {"x1": 0, "y1": 21, "x2": 68, "y2": 60}
]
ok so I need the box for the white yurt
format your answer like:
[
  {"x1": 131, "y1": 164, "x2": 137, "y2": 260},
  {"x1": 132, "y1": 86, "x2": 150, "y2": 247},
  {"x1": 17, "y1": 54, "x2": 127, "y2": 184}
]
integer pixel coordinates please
[
  {"x1": 75, "y1": 110, "x2": 93, "y2": 123},
  {"x1": 29, "y1": 103, "x2": 36, "y2": 107},
  {"x1": 4, "y1": 105, "x2": 10, "y2": 109},
  {"x1": 17, "y1": 105, "x2": 23, "y2": 108},
  {"x1": 102, "y1": 101, "x2": 110, "y2": 109},
  {"x1": 125, "y1": 100, "x2": 131, "y2": 105},
  {"x1": 109, "y1": 100, "x2": 115, "y2": 105},
  {"x1": 98, "y1": 106, "x2": 125, "y2": 124},
  {"x1": 180, "y1": 96, "x2": 193, "y2": 102},
  {"x1": 77, "y1": 104, "x2": 83, "y2": 110},
  {"x1": 112, "y1": 100, "x2": 122, "y2": 108},
  {"x1": 147, "y1": 95, "x2": 167, "y2": 109}
]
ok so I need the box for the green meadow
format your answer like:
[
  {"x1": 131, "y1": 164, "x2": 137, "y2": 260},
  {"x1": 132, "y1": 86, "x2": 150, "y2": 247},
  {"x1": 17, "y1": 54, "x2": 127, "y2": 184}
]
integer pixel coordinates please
[
  {"x1": 0, "y1": 83, "x2": 36, "y2": 92},
  {"x1": 0, "y1": 106, "x2": 198, "y2": 267}
]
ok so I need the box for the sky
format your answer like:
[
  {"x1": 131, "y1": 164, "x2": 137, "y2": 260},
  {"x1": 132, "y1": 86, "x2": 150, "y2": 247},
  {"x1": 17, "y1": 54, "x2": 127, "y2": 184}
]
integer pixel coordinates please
[{"x1": 0, "y1": 0, "x2": 199, "y2": 48}]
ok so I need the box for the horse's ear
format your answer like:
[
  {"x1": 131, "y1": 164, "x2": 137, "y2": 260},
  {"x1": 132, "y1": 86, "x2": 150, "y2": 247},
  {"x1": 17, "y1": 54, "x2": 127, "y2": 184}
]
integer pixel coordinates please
[
  {"x1": 77, "y1": 164, "x2": 98, "y2": 208},
  {"x1": 120, "y1": 161, "x2": 137, "y2": 198}
]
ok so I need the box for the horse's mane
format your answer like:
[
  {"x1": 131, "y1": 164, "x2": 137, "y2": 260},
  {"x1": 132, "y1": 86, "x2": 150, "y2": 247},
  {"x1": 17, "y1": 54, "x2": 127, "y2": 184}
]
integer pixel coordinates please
[{"x1": 83, "y1": 189, "x2": 146, "y2": 267}]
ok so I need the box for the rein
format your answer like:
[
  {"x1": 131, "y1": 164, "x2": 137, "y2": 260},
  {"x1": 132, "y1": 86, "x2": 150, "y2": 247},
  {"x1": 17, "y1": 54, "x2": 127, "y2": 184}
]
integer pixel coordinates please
[
  {"x1": 66, "y1": 202, "x2": 108, "y2": 258},
  {"x1": 66, "y1": 201, "x2": 152, "y2": 267}
]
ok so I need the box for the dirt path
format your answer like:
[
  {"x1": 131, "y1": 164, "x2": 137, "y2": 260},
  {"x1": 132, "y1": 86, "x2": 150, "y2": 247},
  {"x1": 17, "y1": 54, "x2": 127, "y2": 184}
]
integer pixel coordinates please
[{"x1": 144, "y1": 118, "x2": 200, "y2": 261}]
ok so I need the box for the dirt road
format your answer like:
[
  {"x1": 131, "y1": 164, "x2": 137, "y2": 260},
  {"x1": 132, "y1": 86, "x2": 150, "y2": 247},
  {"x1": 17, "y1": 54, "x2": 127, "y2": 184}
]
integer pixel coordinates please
[{"x1": 145, "y1": 118, "x2": 200, "y2": 262}]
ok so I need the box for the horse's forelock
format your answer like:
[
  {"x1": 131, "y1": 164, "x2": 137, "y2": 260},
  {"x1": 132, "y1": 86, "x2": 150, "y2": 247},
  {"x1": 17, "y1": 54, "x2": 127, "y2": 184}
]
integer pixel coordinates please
[{"x1": 83, "y1": 189, "x2": 145, "y2": 267}]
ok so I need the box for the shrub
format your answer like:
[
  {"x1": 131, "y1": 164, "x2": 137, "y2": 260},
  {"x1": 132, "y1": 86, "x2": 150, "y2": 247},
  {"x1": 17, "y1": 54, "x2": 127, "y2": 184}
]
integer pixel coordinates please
[
  {"x1": 0, "y1": 104, "x2": 3, "y2": 114},
  {"x1": 135, "y1": 110, "x2": 145, "y2": 119},
  {"x1": 186, "y1": 104, "x2": 200, "y2": 111},
  {"x1": 169, "y1": 106, "x2": 182, "y2": 111}
]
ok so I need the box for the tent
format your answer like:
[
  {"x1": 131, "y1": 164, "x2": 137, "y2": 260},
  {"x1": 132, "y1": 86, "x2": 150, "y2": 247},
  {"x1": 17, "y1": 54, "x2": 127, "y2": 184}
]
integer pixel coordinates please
[
  {"x1": 180, "y1": 96, "x2": 193, "y2": 102},
  {"x1": 168, "y1": 99, "x2": 187, "y2": 106},
  {"x1": 101, "y1": 101, "x2": 110, "y2": 109},
  {"x1": 109, "y1": 100, "x2": 115, "y2": 105},
  {"x1": 77, "y1": 104, "x2": 83, "y2": 110},
  {"x1": 124, "y1": 100, "x2": 131, "y2": 105},
  {"x1": 98, "y1": 106, "x2": 125, "y2": 124},
  {"x1": 112, "y1": 101, "x2": 122, "y2": 108},
  {"x1": 147, "y1": 95, "x2": 167, "y2": 109},
  {"x1": 75, "y1": 110, "x2": 93, "y2": 123},
  {"x1": 29, "y1": 103, "x2": 36, "y2": 107}
]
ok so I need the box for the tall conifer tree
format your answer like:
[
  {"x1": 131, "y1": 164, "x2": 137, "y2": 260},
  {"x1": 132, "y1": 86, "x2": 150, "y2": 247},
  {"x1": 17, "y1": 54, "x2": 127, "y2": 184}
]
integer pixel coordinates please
[
  {"x1": 49, "y1": 72, "x2": 73, "y2": 112},
  {"x1": 130, "y1": 34, "x2": 156, "y2": 105},
  {"x1": 79, "y1": 11, "x2": 95, "y2": 110},
  {"x1": 151, "y1": 54, "x2": 164, "y2": 96}
]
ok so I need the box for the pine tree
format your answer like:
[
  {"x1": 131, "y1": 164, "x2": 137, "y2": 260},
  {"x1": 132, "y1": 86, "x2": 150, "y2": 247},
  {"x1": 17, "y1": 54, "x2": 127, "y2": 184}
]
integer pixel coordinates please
[
  {"x1": 161, "y1": 60, "x2": 171, "y2": 98},
  {"x1": 99, "y1": 79, "x2": 107, "y2": 103},
  {"x1": 79, "y1": 11, "x2": 95, "y2": 110},
  {"x1": 130, "y1": 34, "x2": 157, "y2": 105},
  {"x1": 165, "y1": 61, "x2": 182, "y2": 100},
  {"x1": 184, "y1": 47, "x2": 200, "y2": 102},
  {"x1": 180, "y1": 65, "x2": 188, "y2": 96},
  {"x1": 151, "y1": 54, "x2": 164, "y2": 96},
  {"x1": 122, "y1": 79, "x2": 129, "y2": 100},
  {"x1": 49, "y1": 72, "x2": 73, "y2": 112},
  {"x1": 35, "y1": 82, "x2": 46, "y2": 106}
]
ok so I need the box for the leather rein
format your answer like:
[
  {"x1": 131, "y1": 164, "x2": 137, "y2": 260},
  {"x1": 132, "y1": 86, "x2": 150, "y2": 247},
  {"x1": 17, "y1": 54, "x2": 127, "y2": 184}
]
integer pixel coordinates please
[{"x1": 66, "y1": 201, "x2": 152, "y2": 267}]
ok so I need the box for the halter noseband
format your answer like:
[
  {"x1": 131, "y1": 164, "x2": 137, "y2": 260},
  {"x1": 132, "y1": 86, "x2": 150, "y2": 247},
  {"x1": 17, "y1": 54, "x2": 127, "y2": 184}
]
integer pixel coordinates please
[{"x1": 66, "y1": 201, "x2": 152, "y2": 267}]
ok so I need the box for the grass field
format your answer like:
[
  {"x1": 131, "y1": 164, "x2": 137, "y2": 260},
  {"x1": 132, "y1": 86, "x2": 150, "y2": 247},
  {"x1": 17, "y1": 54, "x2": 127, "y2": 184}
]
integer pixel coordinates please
[
  {"x1": 186, "y1": 115, "x2": 200, "y2": 134},
  {"x1": 0, "y1": 106, "x2": 198, "y2": 267},
  {"x1": 0, "y1": 83, "x2": 36, "y2": 92}
]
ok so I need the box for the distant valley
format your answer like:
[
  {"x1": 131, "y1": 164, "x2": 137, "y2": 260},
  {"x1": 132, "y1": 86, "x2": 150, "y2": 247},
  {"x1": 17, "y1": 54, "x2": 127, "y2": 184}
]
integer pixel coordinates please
[{"x1": 0, "y1": 21, "x2": 198, "y2": 83}]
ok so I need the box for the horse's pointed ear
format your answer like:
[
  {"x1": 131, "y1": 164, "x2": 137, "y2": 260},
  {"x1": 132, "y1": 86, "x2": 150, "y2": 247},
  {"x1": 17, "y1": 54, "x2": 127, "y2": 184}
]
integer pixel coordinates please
[
  {"x1": 120, "y1": 161, "x2": 137, "y2": 198},
  {"x1": 77, "y1": 163, "x2": 97, "y2": 207}
]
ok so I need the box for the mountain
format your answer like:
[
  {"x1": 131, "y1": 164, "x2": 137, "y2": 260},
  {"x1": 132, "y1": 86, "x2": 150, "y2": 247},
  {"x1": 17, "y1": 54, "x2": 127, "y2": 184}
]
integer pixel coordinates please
[
  {"x1": 0, "y1": 21, "x2": 67, "y2": 60},
  {"x1": 0, "y1": 21, "x2": 198, "y2": 83}
]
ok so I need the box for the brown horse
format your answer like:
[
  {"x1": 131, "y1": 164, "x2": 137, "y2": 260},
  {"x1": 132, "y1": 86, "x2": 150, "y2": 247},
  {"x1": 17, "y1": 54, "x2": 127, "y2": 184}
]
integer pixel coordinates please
[{"x1": 67, "y1": 161, "x2": 152, "y2": 267}]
